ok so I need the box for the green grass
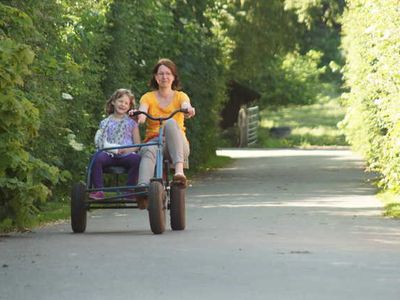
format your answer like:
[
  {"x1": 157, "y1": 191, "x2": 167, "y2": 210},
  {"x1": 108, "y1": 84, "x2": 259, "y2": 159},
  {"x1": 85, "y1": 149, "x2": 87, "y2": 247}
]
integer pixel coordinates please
[
  {"x1": 186, "y1": 155, "x2": 233, "y2": 177},
  {"x1": 35, "y1": 201, "x2": 70, "y2": 226},
  {"x1": 378, "y1": 191, "x2": 400, "y2": 218},
  {"x1": 258, "y1": 97, "x2": 348, "y2": 148},
  {"x1": 0, "y1": 200, "x2": 70, "y2": 233}
]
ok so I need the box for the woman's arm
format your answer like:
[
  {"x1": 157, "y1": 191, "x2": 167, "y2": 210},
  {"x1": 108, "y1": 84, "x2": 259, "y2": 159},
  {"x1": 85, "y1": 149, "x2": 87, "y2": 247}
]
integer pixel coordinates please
[{"x1": 137, "y1": 103, "x2": 149, "y2": 124}]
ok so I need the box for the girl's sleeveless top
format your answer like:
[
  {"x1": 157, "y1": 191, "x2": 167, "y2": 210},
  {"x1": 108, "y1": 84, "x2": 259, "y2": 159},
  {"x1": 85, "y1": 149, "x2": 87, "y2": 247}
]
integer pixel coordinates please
[{"x1": 98, "y1": 115, "x2": 138, "y2": 146}]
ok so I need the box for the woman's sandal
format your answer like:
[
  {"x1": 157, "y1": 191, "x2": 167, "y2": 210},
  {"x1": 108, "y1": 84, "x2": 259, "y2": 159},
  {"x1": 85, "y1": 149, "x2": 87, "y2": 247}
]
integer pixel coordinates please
[
  {"x1": 135, "y1": 185, "x2": 148, "y2": 210},
  {"x1": 136, "y1": 197, "x2": 148, "y2": 210},
  {"x1": 172, "y1": 173, "x2": 187, "y2": 187}
]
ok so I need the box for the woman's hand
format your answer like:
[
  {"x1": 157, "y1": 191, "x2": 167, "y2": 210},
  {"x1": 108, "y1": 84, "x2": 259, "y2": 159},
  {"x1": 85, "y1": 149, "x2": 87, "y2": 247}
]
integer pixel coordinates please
[
  {"x1": 186, "y1": 106, "x2": 195, "y2": 118},
  {"x1": 128, "y1": 108, "x2": 147, "y2": 123},
  {"x1": 182, "y1": 102, "x2": 196, "y2": 118},
  {"x1": 137, "y1": 114, "x2": 146, "y2": 124}
]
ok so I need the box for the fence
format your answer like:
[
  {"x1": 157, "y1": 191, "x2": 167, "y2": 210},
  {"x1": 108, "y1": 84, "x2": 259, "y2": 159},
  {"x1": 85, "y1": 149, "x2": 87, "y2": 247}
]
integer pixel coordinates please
[{"x1": 238, "y1": 105, "x2": 259, "y2": 147}]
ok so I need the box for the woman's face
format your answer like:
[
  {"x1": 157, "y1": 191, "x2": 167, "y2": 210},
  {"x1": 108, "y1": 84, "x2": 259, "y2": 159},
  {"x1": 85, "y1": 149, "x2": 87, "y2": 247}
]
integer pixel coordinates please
[{"x1": 155, "y1": 64, "x2": 175, "y2": 89}]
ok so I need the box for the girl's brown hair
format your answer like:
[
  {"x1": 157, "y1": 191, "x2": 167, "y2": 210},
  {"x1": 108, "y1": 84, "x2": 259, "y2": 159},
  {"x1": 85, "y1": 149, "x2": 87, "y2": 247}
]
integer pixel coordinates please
[
  {"x1": 105, "y1": 88, "x2": 135, "y2": 114},
  {"x1": 149, "y1": 58, "x2": 182, "y2": 90}
]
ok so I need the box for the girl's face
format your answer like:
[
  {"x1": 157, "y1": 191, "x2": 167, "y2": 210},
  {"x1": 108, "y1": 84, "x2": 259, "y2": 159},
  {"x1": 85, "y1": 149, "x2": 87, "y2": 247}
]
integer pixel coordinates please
[
  {"x1": 112, "y1": 94, "x2": 131, "y2": 116},
  {"x1": 155, "y1": 64, "x2": 175, "y2": 89}
]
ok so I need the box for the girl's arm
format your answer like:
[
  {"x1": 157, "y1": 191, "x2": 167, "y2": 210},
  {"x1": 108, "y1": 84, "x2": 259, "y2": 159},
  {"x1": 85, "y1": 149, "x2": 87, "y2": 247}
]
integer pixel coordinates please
[
  {"x1": 132, "y1": 126, "x2": 141, "y2": 146},
  {"x1": 118, "y1": 124, "x2": 141, "y2": 154}
]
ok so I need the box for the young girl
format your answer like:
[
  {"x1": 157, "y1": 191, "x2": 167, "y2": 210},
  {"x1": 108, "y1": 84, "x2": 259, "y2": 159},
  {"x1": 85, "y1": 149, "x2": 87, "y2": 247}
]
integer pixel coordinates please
[{"x1": 90, "y1": 88, "x2": 141, "y2": 200}]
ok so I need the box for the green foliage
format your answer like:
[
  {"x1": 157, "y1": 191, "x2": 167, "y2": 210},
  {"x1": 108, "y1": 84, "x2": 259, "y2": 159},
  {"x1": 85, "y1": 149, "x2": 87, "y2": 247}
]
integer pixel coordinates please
[
  {"x1": 0, "y1": 0, "x2": 110, "y2": 230},
  {"x1": 103, "y1": 0, "x2": 169, "y2": 96},
  {"x1": 7, "y1": 0, "x2": 110, "y2": 183},
  {"x1": 0, "y1": 4, "x2": 59, "y2": 230},
  {"x1": 284, "y1": 0, "x2": 345, "y2": 82},
  {"x1": 259, "y1": 49, "x2": 325, "y2": 107},
  {"x1": 225, "y1": 0, "x2": 340, "y2": 108},
  {"x1": 340, "y1": 0, "x2": 400, "y2": 193},
  {"x1": 228, "y1": 0, "x2": 298, "y2": 81}
]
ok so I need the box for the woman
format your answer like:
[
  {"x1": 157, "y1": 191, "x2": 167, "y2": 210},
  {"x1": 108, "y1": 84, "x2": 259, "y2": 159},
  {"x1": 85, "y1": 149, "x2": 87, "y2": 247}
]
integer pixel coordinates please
[{"x1": 136, "y1": 58, "x2": 195, "y2": 207}]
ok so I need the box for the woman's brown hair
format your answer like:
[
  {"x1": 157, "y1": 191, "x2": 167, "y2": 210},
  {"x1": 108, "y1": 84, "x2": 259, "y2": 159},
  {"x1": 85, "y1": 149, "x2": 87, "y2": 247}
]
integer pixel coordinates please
[
  {"x1": 149, "y1": 58, "x2": 182, "y2": 90},
  {"x1": 105, "y1": 88, "x2": 135, "y2": 114}
]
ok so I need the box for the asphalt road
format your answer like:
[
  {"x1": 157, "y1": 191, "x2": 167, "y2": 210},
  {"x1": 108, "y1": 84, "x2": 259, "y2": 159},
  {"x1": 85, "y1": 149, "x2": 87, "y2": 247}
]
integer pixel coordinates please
[{"x1": 1, "y1": 149, "x2": 400, "y2": 300}]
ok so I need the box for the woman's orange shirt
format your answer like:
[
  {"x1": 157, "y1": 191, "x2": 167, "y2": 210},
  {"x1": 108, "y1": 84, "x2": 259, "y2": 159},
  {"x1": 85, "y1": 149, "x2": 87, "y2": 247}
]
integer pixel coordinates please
[{"x1": 140, "y1": 91, "x2": 190, "y2": 142}]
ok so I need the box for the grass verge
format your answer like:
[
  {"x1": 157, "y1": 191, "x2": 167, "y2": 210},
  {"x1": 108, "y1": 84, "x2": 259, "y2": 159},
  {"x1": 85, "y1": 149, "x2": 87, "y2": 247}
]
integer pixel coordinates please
[
  {"x1": 186, "y1": 155, "x2": 233, "y2": 177},
  {"x1": 35, "y1": 201, "x2": 70, "y2": 225},
  {"x1": 378, "y1": 191, "x2": 400, "y2": 218},
  {"x1": 259, "y1": 98, "x2": 348, "y2": 148}
]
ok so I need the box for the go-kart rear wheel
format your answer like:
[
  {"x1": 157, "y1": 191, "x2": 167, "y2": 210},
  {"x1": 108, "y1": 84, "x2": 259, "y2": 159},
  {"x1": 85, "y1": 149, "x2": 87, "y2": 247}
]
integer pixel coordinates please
[
  {"x1": 71, "y1": 182, "x2": 87, "y2": 233},
  {"x1": 148, "y1": 181, "x2": 166, "y2": 234},
  {"x1": 170, "y1": 185, "x2": 185, "y2": 230}
]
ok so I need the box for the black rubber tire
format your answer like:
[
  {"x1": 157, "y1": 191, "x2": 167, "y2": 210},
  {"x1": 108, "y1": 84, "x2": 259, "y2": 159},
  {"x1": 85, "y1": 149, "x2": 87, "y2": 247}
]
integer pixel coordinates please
[
  {"x1": 148, "y1": 181, "x2": 166, "y2": 234},
  {"x1": 71, "y1": 182, "x2": 87, "y2": 233},
  {"x1": 170, "y1": 185, "x2": 185, "y2": 230}
]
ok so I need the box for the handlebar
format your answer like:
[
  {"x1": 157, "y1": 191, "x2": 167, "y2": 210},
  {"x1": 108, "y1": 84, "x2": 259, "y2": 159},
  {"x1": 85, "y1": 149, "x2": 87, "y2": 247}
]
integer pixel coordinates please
[{"x1": 130, "y1": 108, "x2": 189, "y2": 122}]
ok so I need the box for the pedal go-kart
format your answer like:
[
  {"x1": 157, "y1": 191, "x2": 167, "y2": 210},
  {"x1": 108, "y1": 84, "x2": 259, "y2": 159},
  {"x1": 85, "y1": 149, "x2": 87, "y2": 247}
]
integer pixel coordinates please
[{"x1": 70, "y1": 109, "x2": 188, "y2": 234}]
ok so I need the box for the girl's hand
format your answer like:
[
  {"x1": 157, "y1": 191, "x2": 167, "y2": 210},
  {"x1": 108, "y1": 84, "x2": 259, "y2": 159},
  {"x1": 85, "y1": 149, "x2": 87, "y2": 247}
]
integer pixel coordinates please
[{"x1": 118, "y1": 148, "x2": 128, "y2": 155}]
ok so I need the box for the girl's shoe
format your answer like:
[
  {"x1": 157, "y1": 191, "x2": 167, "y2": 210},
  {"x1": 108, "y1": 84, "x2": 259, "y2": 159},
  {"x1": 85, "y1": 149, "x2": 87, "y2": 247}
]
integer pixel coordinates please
[{"x1": 89, "y1": 191, "x2": 104, "y2": 200}]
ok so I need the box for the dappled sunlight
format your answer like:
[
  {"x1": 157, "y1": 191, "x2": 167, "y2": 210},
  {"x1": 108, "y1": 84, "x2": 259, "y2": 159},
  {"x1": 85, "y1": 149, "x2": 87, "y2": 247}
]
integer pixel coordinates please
[
  {"x1": 191, "y1": 193, "x2": 262, "y2": 198},
  {"x1": 292, "y1": 126, "x2": 342, "y2": 137},
  {"x1": 190, "y1": 193, "x2": 382, "y2": 210},
  {"x1": 216, "y1": 148, "x2": 356, "y2": 159},
  {"x1": 351, "y1": 226, "x2": 400, "y2": 245}
]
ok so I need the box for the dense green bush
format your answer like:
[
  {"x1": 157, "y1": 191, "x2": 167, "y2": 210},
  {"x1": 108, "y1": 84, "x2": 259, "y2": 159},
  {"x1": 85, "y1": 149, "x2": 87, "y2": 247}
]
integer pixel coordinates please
[
  {"x1": 258, "y1": 49, "x2": 325, "y2": 107},
  {"x1": 0, "y1": 1, "x2": 112, "y2": 229},
  {"x1": 0, "y1": 4, "x2": 59, "y2": 230},
  {"x1": 285, "y1": 0, "x2": 345, "y2": 82},
  {"x1": 341, "y1": 0, "x2": 400, "y2": 192}
]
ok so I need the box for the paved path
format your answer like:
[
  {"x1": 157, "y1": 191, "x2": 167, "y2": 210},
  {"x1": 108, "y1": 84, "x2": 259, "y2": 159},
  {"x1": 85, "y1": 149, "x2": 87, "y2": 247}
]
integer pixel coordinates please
[{"x1": 1, "y1": 149, "x2": 399, "y2": 299}]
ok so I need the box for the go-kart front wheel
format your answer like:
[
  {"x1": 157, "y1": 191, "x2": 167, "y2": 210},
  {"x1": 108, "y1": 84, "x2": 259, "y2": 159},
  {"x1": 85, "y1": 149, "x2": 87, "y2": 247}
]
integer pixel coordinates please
[
  {"x1": 170, "y1": 185, "x2": 185, "y2": 230},
  {"x1": 148, "y1": 181, "x2": 166, "y2": 234},
  {"x1": 71, "y1": 182, "x2": 87, "y2": 233}
]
